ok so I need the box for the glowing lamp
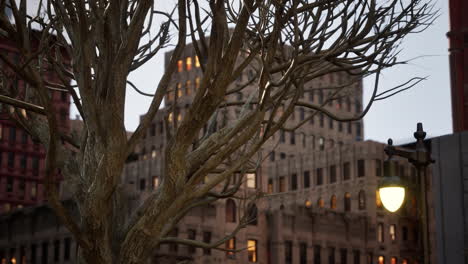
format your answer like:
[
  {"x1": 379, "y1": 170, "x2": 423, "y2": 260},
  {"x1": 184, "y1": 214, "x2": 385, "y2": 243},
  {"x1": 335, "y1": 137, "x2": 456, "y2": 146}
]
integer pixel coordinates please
[{"x1": 379, "y1": 158, "x2": 406, "y2": 212}]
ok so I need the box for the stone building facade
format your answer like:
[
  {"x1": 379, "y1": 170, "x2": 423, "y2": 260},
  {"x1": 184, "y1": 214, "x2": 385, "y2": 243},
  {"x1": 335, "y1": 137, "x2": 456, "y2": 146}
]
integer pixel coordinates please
[{"x1": 0, "y1": 44, "x2": 423, "y2": 264}]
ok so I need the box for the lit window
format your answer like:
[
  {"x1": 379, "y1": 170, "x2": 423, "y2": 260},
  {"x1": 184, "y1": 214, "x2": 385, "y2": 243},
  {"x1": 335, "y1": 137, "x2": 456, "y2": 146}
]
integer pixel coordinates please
[
  {"x1": 195, "y1": 77, "x2": 200, "y2": 90},
  {"x1": 389, "y1": 224, "x2": 396, "y2": 241},
  {"x1": 378, "y1": 223, "x2": 384, "y2": 242},
  {"x1": 177, "y1": 113, "x2": 182, "y2": 122},
  {"x1": 247, "y1": 239, "x2": 257, "y2": 262},
  {"x1": 177, "y1": 83, "x2": 183, "y2": 98},
  {"x1": 330, "y1": 195, "x2": 337, "y2": 209},
  {"x1": 226, "y1": 238, "x2": 236, "y2": 258},
  {"x1": 402, "y1": 259, "x2": 408, "y2": 264},
  {"x1": 279, "y1": 177, "x2": 285, "y2": 192},
  {"x1": 378, "y1": 256, "x2": 385, "y2": 264},
  {"x1": 151, "y1": 147, "x2": 157, "y2": 158},
  {"x1": 186, "y1": 57, "x2": 192, "y2": 71},
  {"x1": 153, "y1": 176, "x2": 159, "y2": 189},
  {"x1": 177, "y1": 60, "x2": 183, "y2": 72},
  {"x1": 246, "y1": 173, "x2": 256, "y2": 188},
  {"x1": 267, "y1": 179, "x2": 273, "y2": 193},
  {"x1": 391, "y1": 257, "x2": 397, "y2": 264},
  {"x1": 317, "y1": 198, "x2": 324, "y2": 208},
  {"x1": 168, "y1": 112, "x2": 173, "y2": 122},
  {"x1": 31, "y1": 183, "x2": 37, "y2": 198},
  {"x1": 10, "y1": 258, "x2": 16, "y2": 264},
  {"x1": 358, "y1": 190, "x2": 366, "y2": 210},
  {"x1": 305, "y1": 200, "x2": 312, "y2": 208},
  {"x1": 319, "y1": 137, "x2": 324, "y2": 151},
  {"x1": 344, "y1": 193, "x2": 351, "y2": 211},
  {"x1": 195, "y1": 55, "x2": 200, "y2": 67},
  {"x1": 4, "y1": 203, "x2": 10, "y2": 212},
  {"x1": 376, "y1": 190, "x2": 383, "y2": 209}
]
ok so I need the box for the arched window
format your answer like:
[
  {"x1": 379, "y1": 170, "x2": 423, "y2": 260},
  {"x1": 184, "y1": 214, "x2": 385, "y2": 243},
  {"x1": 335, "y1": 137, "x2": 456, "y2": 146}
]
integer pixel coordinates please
[
  {"x1": 226, "y1": 199, "x2": 236, "y2": 223},
  {"x1": 330, "y1": 195, "x2": 337, "y2": 209},
  {"x1": 247, "y1": 204, "x2": 258, "y2": 225},
  {"x1": 344, "y1": 193, "x2": 351, "y2": 212},
  {"x1": 317, "y1": 198, "x2": 324, "y2": 208},
  {"x1": 358, "y1": 190, "x2": 366, "y2": 210},
  {"x1": 186, "y1": 57, "x2": 192, "y2": 71}
]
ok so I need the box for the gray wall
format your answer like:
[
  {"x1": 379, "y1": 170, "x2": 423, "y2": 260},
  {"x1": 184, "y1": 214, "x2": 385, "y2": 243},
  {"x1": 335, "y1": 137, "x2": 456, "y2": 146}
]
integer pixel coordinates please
[{"x1": 431, "y1": 131, "x2": 468, "y2": 264}]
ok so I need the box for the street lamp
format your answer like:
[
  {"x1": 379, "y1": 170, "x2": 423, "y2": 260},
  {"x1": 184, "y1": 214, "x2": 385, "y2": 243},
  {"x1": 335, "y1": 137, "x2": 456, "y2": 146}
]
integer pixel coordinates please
[{"x1": 380, "y1": 123, "x2": 434, "y2": 264}]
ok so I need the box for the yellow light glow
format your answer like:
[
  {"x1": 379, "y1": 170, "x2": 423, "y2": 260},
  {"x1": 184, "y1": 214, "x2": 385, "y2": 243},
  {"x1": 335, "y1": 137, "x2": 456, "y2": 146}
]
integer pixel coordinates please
[{"x1": 379, "y1": 186, "x2": 405, "y2": 212}]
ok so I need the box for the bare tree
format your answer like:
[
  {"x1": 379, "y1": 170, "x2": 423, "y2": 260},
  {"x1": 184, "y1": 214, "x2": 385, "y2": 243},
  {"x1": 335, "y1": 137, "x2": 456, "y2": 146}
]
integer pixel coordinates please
[{"x1": 0, "y1": 0, "x2": 435, "y2": 263}]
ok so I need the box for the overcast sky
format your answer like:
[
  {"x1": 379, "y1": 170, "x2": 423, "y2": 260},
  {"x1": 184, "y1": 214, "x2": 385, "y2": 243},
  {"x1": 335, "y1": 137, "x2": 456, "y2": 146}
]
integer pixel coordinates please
[{"x1": 68, "y1": 0, "x2": 452, "y2": 145}]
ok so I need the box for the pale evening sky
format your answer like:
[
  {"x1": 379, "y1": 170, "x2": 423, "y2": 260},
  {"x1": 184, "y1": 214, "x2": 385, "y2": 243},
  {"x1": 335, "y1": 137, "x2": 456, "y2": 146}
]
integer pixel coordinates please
[{"x1": 69, "y1": 1, "x2": 452, "y2": 145}]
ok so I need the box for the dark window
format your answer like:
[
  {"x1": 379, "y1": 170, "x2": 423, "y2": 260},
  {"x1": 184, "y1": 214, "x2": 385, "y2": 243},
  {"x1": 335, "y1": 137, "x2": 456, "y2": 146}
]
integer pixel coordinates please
[
  {"x1": 355, "y1": 100, "x2": 361, "y2": 112},
  {"x1": 357, "y1": 160, "x2": 365, "y2": 177},
  {"x1": 346, "y1": 98, "x2": 352, "y2": 112},
  {"x1": 318, "y1": 90, "x2": 324, "y2": 104},
  {"x1": 341, "y1": 249, "x2": 348, "y2": 264},
  {"x1": 356, "y1": 123, "x2": 362, "y2": 140},
  {"x1": 139, "y1": 179, "x2": 146, "y2": 190},
  {"x1": 343, "y1": 162, "x2": 351, "y2": 180},
  {"x1": 328, "y1": 117, "x2": 334, "y2": 129},
  {"x1": 290, "y1": 132, "x2": 295, "y2": 145},
  {"x1": 314, "y1": 245, "x2": 321, "y2": 264},
  {"x1": 270, "y1": 151, "x2": 275, "y2": 162},
  {"x1": 300, "y1": 242, "x2": 307, "y2": 264},
  {"x1": 150, "y1": 124, "x2": 156, "y2": 136},
  {"x1": 320, "y1": 113, "x2": 324, "y2": 127},
  {"x1": 169, "y1": 228, "x2": 179, "y2": 252},
  {"x1": 32, "y1": 157, "x2": 39, "y2": 175},
  {"x1": 280, "y1": 152, "x2": 286, "y2": 159},
  {"x1": 31, "y1": 244, "x2": 37, "y2": 264},
  {"x1": 187, "y1": 229, "x2": 196, "y2": 254},
  {"x1": 353, "y1": 250, "x2": 360, "y2": 264},
  {"x1": 280, "y1": 130, "x2": 285, "y2": 143},
  {"x1": 367, "y1": 253, "x2": 373, "y2": 264},
  {"x1": 226, "y1": 199, "x2": 236, "y2": 222},
  {"x1": 9, "y1": 127, "x2": 16, "y2": 142},
  {"x1": 309, "y1": 91, "x2": 314, "y2": 102},
  {"x1": 309, "y1": 111, "x2": 314, "y2": 124},
  {"x1": 330, "y1": 165, "x2": 337, "y2": 183},
  {"x1": 285, "y1": 240, "x2": 293, "y2": 264},
  {"x1": 247, "y1": 204, "x2": 258, "y2": 225},
  {"x1": 54, "y1": 240, "x2": 60, "y2": 262},
  {"x1": 7, "y1": 152, "x2": 14, "y2": 168},
  {"x1": 203, "y1": 231, "x2": 212, "y2": 255},
  {"x1": 347, "y1": 122, "x2": 352, "y2": 134},
  {"x1": 402, "y1": 226, "x2": 408, "y2": 241},
  {"x1": 338, "y1": 122, "x2": 343, "y2": 132},
  {"x1": 375, "y1": 159, "x2": 382, "y2": 176},
  {"x1": 328, "y1": 247, "x2": 335, "y2": 264},
  {"x1": 304, "y1": 171, "x2": 310, "y2": 188},
  {"x1": 300, "y1": 108, "x2": 305, "y2": 121},
  {"x1": 42, "y1": 242, "x2": 48, "y2": 264},
  {"x1": 61, "y1": 91, "x2": 67, "y2": 102},
  {"x1": 291, "y1": 173, "x2": 297, "y2": 190},
  {"x1": 344, "y1": 193, "x2": 351, "y2": 212},
  {"x1": 6, "y1": 177, "x2": 13, "y2": 192},
  {"x1": 21, "y1": 131, "x2": 28, "y2": 144},
  {"x1": 316, "y1": 168, "x2": 323, "y2": 185}
]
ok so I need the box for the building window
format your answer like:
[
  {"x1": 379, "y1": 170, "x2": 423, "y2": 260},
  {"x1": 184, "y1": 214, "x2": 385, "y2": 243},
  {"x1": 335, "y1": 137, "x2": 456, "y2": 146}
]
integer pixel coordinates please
[
  {"x1": 246, "y1": 173, "x2": 256, "y2": 188},
  {"x1": 280, "y1": 129, "x2": 285, "y2": 143},
  {"x1": 267, "y1": 179, "x2": 273, "y2": 194},
  {"x1": 226, "y1": 199, "x2": 236, "y2": 223},
  {"x1": 318, "y1": 90, "x2": 324, "y2": 104},
  {"x1": 367, "y1": 253, "x2": 373, "y2": 264},
  {"x1": 285, "y1": 240, "x2": 293, "y2": 264},
  {"x1": 338, "y1": 122, "x2": 343, "y2": 132},
  {"x1": 355, "y1": 100, "x2": 361, "y2": 112},
  {"x1": 375, "y1": 159, "x2": 382, "y2": 176},
  {"x1": 280, "y1": 152, "x2": 286, "y2": 159},
  {"x1": 9, "y1": 127, "x2": 16, "y2": 142},
  {"x1": 7, "y1": 152, "x2": 14, "y2": 168},
  {"x1": 389, "y1": 224, "x2": 396, "y2": 241},
  {"x1": 358, "y1": 190, "x2": 366, "y2": 210},
  {"x1": 328, "y1": 117, "x2": 334, "y2": 129},
  {"x1": 247, "y1": 204, "x2": 258, "y2": 225},
  {"x1": 177, "y1": 60, "x2": 183, "y2": 72},
  {"x1": 353, "y1": 250, "x2": 360, "y2": 264},
  {"x1": 330, "y1": 195, "x2": 337, "y2": 209},
  {"x1": 6, "y1": 177, "x2": 13, "y2": 192},
  {"x1": 376, "y1": 190, "x2": 383, "y2": 209},
  {"x1": 195, "y1": 55, "x2": 201, "y2": 68},
  {"x1": 291, "y1": 173, "x2": 297, "y2": 190},
  {"x1": 390, "y1": 257, "x2": 397, "y2": 264},
  {"x1": 319, "y1": 113, "x2": 324, "y2": 127},
  {"x1": 31, "y1": 183, "x2": 37, "y2": 199},
  {"x1": 402, "y1": 259, "x2": 408, "y2": 264},
  {"x1": 340, "y1": 249, "x2": 348, "y2": 264},
  {"x1": 378, "y1": 256, "x2": 385, "y2": 264},
  {"x1": 203, "y1": 231, "x2": 211, "y2": 255},
  {"x1": 304, "y1": 171, "x2": 310, "y2": 188},
  {"x1": 226, "y1": 238, "x2": 236, "y2": 258},
  {"x1": 21, "y1": 131, "x2": 28, "y2": 144},
  {"x1": 378, "y1": 223, "x2": 384, "y2": 243},
  {"x1": 187, "y1": 229, "x2": 196, "y2": 254},
  {"x1": 402, "y1": 226, "x2": 408, "y2": 241},
  {"x1": 316, "y1": 168, "x2": 323, "y2": 185},
  {"x1": 279, "y1": 176, "x2": 286, "y2": 192},
  {"x1": 343, "y1": 162, "x2": 351, "y2": 180},
  {"x1": 54, "y1": 240, "x2": 60, "y2": 262},
  {"x1": 300, "y1": 108, "x2": 305, "y2": 121},
  {"x1": 186, "y1": 80, "x2": 191, "y2": 95},
  {"x1": 195, "y1": 77, "x2": 200, "y2": 90},
  {"x1": 290, "y1": 132, "x2": 296, "y2": 145},
  {"x1": 347, "y1": 122, "x2": 352, "y2": 134},
  {"x1": 152, "y1": 176, "x2": 159, "y2": 189},
  {"x1": 328, "y1": 247, "x2": 335, "y2": 264},
  {"x1": 177, "y1": 83, "x2": 183, "y2": 98},
  {"x1": 344, "y1": 193, "x2": 351, "y2": 212},
  {"x1": 317, "y1": 198, "x2": 324, "y2": 208},
  {"x1": 319, "y1": 137, "x2": 325, "y2": 150},
  {"x1": 186, "y1": 57, "x2": 192, "y2": 71},
  {"x1": 330, "y1": 165, "x2": 337, "y2": 183},
  {"x1": 139, "y1": 179, "x2": 146, "y2": 191},
  {"x1": 169, "y1": 228, "x2": 179, "y2": 252},
  {"x1": 356, "y1": 123, "x2": 362, "y2": 140},
  {"x1": 300, "y1": 242, "x2": 307, "y2": 264},
  {"x1": 314, "y1": 245, "x2": 321, "y2": 264},
  {"x1": 247, "y1": 240, "x2": 257, "y2": 263},
  {"x1": 357, "y1": 159, "x2": 365, "y2": 177},
  {"x1": 42, "y1": 242, "x2": 49, "y2": 264}
]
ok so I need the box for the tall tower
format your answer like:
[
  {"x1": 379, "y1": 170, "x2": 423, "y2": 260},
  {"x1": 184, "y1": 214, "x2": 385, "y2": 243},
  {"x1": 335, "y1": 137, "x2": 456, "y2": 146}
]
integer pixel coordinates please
[{"x1": 448, "y1": 0, "x2": 468, "y2": 132}]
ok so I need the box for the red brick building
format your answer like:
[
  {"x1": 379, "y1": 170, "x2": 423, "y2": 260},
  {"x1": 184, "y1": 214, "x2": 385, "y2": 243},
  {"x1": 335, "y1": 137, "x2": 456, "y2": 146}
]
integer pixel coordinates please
[{"x1": 0, "y1": 36, "x2": 71, "y2": 213}]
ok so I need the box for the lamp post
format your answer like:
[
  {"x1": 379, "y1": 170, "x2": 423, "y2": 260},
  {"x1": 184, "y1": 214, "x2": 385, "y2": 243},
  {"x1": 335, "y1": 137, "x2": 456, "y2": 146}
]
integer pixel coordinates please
[{"x1": 379, "y1": 123, "x2": 434, "y2": 264}]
